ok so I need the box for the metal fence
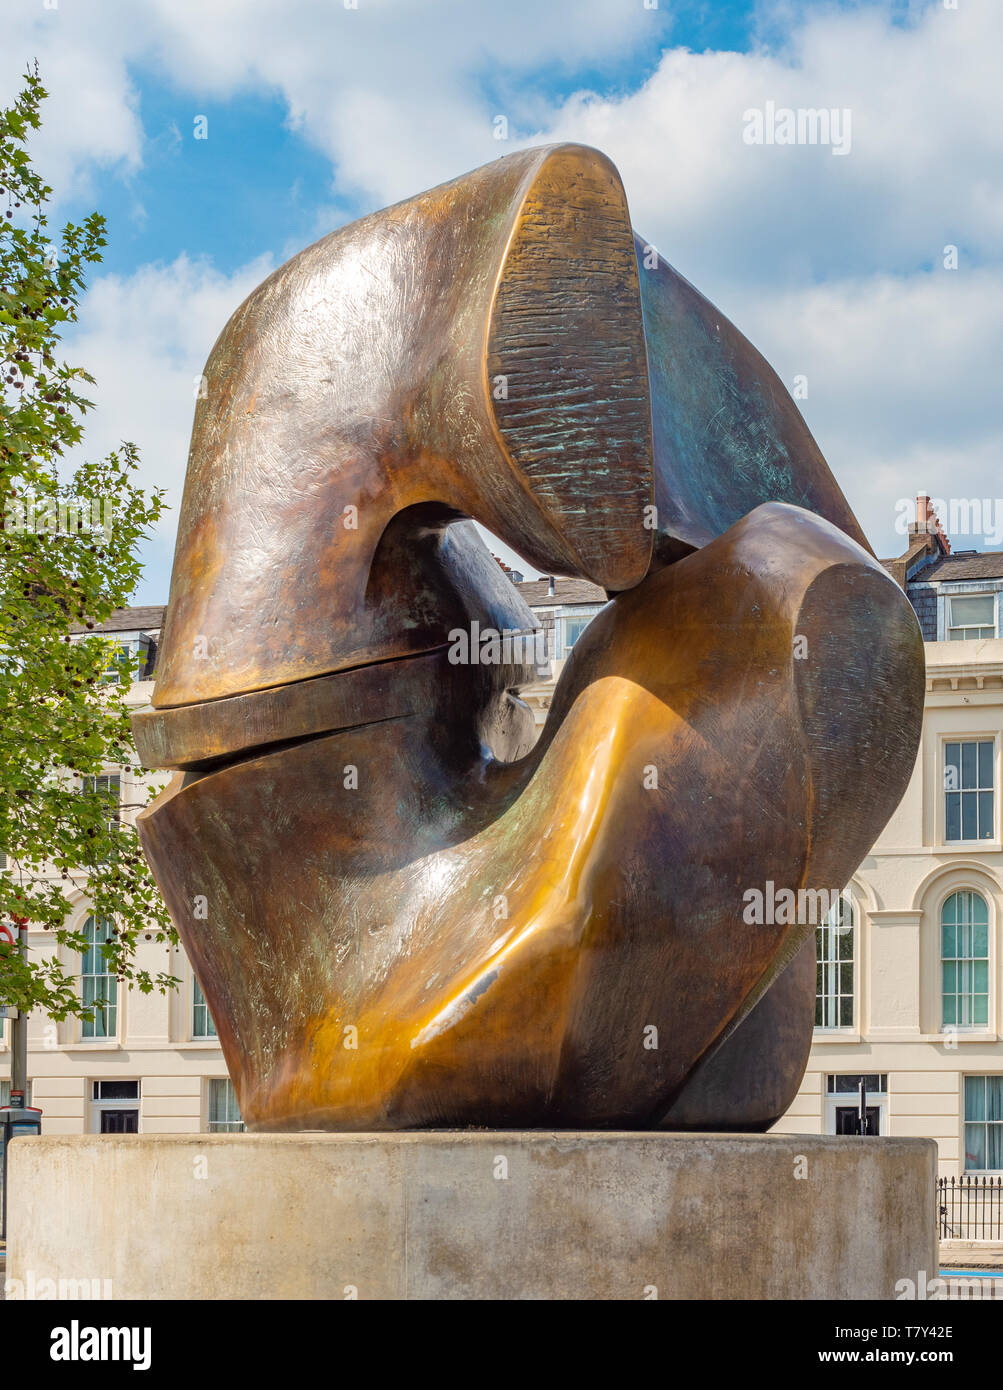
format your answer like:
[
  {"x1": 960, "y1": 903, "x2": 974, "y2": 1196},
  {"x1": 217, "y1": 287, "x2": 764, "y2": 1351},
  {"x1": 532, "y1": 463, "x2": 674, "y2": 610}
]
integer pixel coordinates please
[{"x1": 938, "y1": 1176, "x2": 1003, "y2": 1241}]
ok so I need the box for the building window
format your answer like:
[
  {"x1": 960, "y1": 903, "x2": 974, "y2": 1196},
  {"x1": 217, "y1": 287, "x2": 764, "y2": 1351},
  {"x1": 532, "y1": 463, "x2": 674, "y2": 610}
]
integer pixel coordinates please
[
  {"x1": 80, "y1": 773, "x2": 122, "y2": 845},
  {"x1": 207, "y1": 1078, "x2": 245, "y2": 1133},
  {"x1": 942, "y1": 891, "x2": 989, "y2": 1029},
  {"x1": 815, "y1": 895, "x2": 855, "y2": 1029},
  {"x1": 99, "y1": 635, "x2": 152, "y2": 684},
  {"x1": 944, "y1": 740, "x2": 994, "y2": 841},
  {"x1": 90, "y1": 1080, "x2": 139, "y2": 1133},
  {"x1": 948, "y1": 593, "x2": 997, "y2": 641},
  {"x1": 964, "y1": 1076, "x2": 1003, "y2": 1171},
  {"x1": 100, "y1": 642, "x2": 134, "y2": 685},
  {"x1": 192, "y1": 977, "x2": 217, "y2": 1039},
  {"x1": 561, "y1": 615, "x2": 592, "y2": 656},
  {"x1": 0, "y1": 1080, "x2": 32, "y2": 1107},
  {"x1": 825, "y1": 1075, "x2": 888, "y2": 1136},
  {"x1": 81, "y1": 916, "x2": 117, "y2": 1039}
]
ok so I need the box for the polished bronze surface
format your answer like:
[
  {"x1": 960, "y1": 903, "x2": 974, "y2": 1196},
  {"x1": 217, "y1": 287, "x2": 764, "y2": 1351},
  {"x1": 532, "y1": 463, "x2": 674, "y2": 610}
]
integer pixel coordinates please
[{"x1": 135, "y1": 145, "x2": 924, "y2": 1131}]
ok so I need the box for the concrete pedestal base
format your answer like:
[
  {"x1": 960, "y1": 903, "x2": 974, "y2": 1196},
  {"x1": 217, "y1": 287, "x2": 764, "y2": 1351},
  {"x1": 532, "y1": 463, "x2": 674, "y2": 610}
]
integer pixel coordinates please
[{"x1": 7, "y1": 1132, "x2": 936, "y2": 1300}]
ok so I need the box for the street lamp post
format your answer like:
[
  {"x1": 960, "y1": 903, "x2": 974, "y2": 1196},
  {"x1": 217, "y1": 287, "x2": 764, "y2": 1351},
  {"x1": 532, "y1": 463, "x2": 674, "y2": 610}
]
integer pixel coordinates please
[{"x1": 8, "y1": 917, "x2": 28, "y2": 1108}]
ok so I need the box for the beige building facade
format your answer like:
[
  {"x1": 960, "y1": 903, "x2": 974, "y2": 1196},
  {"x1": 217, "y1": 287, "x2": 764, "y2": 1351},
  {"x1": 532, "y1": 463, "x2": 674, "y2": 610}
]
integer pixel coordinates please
[
  {"x1": 1, "y1": 613, "x2": 242, "y2": 1137},
  {"x1": 772, "y1": 633, "x2": 1003, "y2": 1177},
  {"x1": 4, "y1": 522, "x2": 1003, "y2": 1181},
  {"x1": 772, "y1": 515, "x2": 1003, "y2": 1179}
]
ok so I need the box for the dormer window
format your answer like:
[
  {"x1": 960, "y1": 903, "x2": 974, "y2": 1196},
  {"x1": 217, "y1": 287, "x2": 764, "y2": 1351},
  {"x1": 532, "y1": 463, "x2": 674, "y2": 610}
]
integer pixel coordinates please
[{"x1": 947, "y1": 593, "x2": 996, "y2": 641}]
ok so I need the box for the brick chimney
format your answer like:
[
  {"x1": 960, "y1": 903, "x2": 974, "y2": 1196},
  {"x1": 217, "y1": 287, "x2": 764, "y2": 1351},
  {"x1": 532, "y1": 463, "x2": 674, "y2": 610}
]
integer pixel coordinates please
[
  {"x1": 491, "y1": 554, "x2": 524, "y2": 584},
  {"x1": 909, "y1": 494, "x2": 951, "y2": 554},
  {"x1": 888, "y1": 492, "x2": 951, "y2": 588}
]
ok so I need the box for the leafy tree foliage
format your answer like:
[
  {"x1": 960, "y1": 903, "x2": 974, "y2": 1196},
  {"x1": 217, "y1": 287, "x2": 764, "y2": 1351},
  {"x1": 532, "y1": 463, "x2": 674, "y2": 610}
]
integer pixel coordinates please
[{"x1": 1, "y1": 65, "x2": 175, "y2": 1024}]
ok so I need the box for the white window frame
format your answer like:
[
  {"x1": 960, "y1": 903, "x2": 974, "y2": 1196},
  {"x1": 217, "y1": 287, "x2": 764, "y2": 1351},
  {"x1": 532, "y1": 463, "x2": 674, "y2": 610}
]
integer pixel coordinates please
[
  {"x1": 79, "y1": 772, "x2": 123, "y2": 851},
  {"x1": 191, "y1": 974, "x2": 217, "y2": 1041},
  {"x1": 89, "y1": 1079, "x2": 140, "y2": 1134},
  {"x1": 962, "y1": 1074, "x2": 1003, "y2": 1173},
  {"x1": 937, "y1": 582, "x2": 1003, "y2": 641},
  {"x1": 79, "y1": 915, "x2": 119, "y2": 1042},
  {"x1": 555, "y1": 604, "x2": 606, "y2": 660},
  {"x1": 96, "y1": 632, "x2": 153, "y2": 686},
  {"x1": 205, "y1": 1077, "x2": 245, "y2": 1133},
  {"x1": 814, "y1": 894, "x2": 856, "y2": 1032},
  {"x1": 823, "y1": 1074, "x2": 888, "y2": 1137},
  {"x1": 946, "y1": 591, "x2": 998, "y2": 641},
  {"x1": 942, "y1": 736, "x2": 996, "y2": 845},
  {"x1": 941, "y1": 890, "x2": 991, "y2": 1032}
]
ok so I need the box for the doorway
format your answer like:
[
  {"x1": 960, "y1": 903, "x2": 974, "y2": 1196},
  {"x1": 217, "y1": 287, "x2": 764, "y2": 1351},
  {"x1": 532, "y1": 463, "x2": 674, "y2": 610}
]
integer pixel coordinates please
[
  {"x1": 90, "y1": 1079, "x2": 140, "y2": 1134},
  {"x1": 835, "y1": 1105, "x2": 880, "y2": 1136},
  {"x1": 825, "y1": 1074, "x2": 888, "y2": 1136},
  {"x1": 99, "y1": 1109, "x2": 139, "y2": 1134}
]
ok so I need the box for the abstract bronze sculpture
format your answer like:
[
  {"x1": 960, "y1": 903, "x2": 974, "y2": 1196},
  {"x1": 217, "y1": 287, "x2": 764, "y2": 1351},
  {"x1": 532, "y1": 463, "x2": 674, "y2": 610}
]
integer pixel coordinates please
[{"x1": 133, "y1": 145, "x2": 924, "y2": 1131}]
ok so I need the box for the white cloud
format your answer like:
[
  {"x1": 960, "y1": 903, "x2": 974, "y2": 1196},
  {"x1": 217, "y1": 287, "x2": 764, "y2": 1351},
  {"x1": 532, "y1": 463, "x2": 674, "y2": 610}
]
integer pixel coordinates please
[
  {"x1": 542, "y1": 1, "x2": 1003, "y2": 294},
  {"x1": 7, "y1": 0, "x2": 1001, "y2": 279},
  {"x1": 721, "y1": 267, "x2": 1003, "y2": 553},
  {"x1": 4, "y1": 0, "x2": 665, "y2": 209},
  {"x1": 5, "y1": 0, "x2": 1002, "y2": 579},
  {"x1": 0, "y1": 9, "x2": 143, "y2": 198},
  {"x1": 62, "y1": 255, "x2": 273, "y2": 600}
]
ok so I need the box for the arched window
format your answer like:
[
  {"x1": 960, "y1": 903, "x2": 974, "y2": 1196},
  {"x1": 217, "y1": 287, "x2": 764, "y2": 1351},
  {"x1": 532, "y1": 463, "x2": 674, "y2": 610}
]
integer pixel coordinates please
[
  {"x1": 81, "y1": 916, "x2": 117, "y2": 1039},
  {"x1": 941, "y1": 891, "x2": 989, "y2": 1029},
  {"x1": 816, "y1": 895, "x2": 854, "y2": 1029}
]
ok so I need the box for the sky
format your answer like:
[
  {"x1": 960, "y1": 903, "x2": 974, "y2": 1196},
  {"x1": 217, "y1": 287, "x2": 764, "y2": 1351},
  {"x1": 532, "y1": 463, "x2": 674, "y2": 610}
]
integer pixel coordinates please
[{"x1": 2, "y1": 0, "x2": 1000, "y2": 603}]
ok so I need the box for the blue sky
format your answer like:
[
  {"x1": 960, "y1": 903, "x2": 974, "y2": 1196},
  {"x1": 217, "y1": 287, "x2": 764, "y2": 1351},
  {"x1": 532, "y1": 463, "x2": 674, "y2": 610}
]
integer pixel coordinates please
[
  {"x1": 3, "y1": 0, "x2": 1000, "y2": 602},
  {"x1": 53, "y1": 2, "x2": 759, "y2": 282}
]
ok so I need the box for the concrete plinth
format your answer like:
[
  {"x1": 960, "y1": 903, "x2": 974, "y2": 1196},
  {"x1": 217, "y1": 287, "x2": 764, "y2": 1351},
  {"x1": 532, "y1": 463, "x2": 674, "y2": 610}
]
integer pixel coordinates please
[{"x1": 7, "y1": 1132, "x2": 936, "y2": 1300}]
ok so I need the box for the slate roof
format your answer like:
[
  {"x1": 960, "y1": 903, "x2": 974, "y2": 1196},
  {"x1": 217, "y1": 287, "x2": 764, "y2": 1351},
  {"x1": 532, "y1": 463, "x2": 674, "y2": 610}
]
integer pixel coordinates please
[
  {"x1": 916, "y1": 552, "x2": 1003, "y2": 583},
  {"x1": 70, "y1": 605, "x2": 166, "y2": 634},
  {"x1": 879, "y1": 548, "x2": 1003, "y2": 642},
  {"x1": 514, "y1": 577, "x2": 608, "y2": 607}
]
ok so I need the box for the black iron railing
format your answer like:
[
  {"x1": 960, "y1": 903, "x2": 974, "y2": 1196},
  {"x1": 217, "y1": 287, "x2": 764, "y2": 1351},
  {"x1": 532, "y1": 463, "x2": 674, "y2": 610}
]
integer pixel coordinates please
[{"x1": 938, "y1": 1175, "x2": 1003, "y2": 1241}]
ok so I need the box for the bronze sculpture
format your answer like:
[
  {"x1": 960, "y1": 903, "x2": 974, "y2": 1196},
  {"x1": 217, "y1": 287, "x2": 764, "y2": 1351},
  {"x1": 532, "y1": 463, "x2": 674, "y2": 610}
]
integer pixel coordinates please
[{"x1": 132, "y1": 145, "x2": 924, "y2": 1131}]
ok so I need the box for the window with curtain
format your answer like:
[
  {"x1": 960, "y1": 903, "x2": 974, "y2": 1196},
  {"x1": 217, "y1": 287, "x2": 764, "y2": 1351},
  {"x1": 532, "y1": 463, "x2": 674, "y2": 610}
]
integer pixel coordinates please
[
  {"x1": 192, "y1": 977, "x2": 217, "y2": 1039},
  {"x1": 81, "y1": 916, "x2": 117, "y2": 1039},
  {"x1": 815, "y1": 895, "x2": 855, "y2": 1029},
  {"x1": 207, "y1": 1078, "x2": 245, "y2": 1133},
  {"x1": 948, "y1": 593, "x2": 996, "y2": 641},
  {"x1": 944, "y1": 740, "x2": 994, "y2": 841},
  {"x1": 964, "y1": 1076, "x2": 1003, "y2": 1171},
  {"x1": 942, "y1": 891, "x2": 989, "y2": 1029}
]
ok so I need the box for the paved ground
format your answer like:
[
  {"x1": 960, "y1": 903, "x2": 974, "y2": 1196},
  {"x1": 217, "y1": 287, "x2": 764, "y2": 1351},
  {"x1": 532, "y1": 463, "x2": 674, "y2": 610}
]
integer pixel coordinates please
[
  {"x1": 1, "y1": 1238, "x2": 999, "y2": 1300},
  {"x1": 939, "y1": 1241, "x2": 1003, "y2": 1269}
]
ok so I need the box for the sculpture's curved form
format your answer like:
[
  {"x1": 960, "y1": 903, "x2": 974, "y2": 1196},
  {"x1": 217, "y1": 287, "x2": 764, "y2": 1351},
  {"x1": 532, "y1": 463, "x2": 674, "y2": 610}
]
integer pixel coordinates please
[{"x1": 134, "y1": 145, "x2": 924, "y2": 1131}]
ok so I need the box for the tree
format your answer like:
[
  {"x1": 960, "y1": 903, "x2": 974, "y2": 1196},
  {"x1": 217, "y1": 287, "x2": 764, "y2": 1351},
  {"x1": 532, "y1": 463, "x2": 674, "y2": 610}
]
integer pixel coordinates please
[{"x1": 0, "y1": 64, "x2": 176, "y2": 1026}]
